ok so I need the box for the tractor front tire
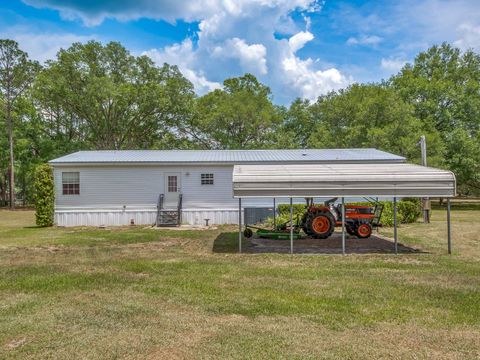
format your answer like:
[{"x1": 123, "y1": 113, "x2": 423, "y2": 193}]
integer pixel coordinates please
[
  {"x1": 356, "y1": 223, "x2": 372, "y2": 238},
  {"x1": 306, "y1": 210, "x2": 335, "y2": 239},
  {"x1": 243, "y1": 228, "x2": 253, "y2": 238},
  {"x1": 302, "y1": 212, "x2": 314, "y2": 236},
  {"x1": 346, "y1": 225, "x2": 356, "y2": 236}
]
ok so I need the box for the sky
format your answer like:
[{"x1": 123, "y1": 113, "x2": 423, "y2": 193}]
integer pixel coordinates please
[{"x1": 1, "y1": 0, "x2": 480, "y2": 104}]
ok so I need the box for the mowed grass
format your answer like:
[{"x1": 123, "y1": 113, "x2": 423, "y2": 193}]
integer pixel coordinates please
[{"x1": 0, "y1": 210, "x2": 479, "y2": 359}]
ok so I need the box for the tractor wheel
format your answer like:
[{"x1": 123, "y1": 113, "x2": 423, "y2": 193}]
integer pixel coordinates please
[
  {"x1": 301, "y1": 213, "x2": 309, "y2": 234},
  {"x1": 356, "y1": 223, "x2": 372, "y2": 238},
  {"x1": 306, "y1": 210, "x2": 335, "y2": 239},
  {"x1": 243, "y1": 228, "x2": 253, "y2": 238},
  {"x1": 346, "y1": 225, "x2": 356, "y2": 236},
  {"x1": 302, "y1": 213, "x2": 314, "y2": 235}
]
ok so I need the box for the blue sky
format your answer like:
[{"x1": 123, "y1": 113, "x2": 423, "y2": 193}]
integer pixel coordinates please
[{"x1": 1, "y1": 0, "x2": 480, "y2": 104}]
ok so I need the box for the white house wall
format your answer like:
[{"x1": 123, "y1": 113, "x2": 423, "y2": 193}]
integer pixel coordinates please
[{"x1": 53, "y1": 164, "x2": 288, "y2": 226}]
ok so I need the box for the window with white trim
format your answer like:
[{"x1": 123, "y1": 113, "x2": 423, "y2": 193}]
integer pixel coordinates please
[
  {"x1": 201, "y1": 173, "x2": 214, "y2": 185},
  {"x1": 167, "y1": 175, "x2": 178, "y2": 192},
  {"x1": 62, "y1": 172, "x2": 80, "y2": 195}
]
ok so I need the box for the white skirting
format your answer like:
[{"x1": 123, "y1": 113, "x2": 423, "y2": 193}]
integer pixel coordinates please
[{"x1": 55, "y1": 208, "x2": 240, "y2": 227}]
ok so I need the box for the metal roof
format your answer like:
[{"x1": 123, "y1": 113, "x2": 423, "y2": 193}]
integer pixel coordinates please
[
  {"x1": 233, "y1": 163, "x2": 456, "y2": 198},
  {"x1": 49, "y1": 149, "x2": 405, "y2": 165}
]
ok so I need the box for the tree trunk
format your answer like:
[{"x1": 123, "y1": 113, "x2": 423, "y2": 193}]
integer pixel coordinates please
[
  {"x1": 7, "y1": 104, "x2": 15, "y2": 209},
  {"x1": 0, "y1": 175, "x2": 5, "y2": 206}
]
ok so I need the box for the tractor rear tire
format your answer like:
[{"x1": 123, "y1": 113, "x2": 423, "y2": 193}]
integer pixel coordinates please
[{"x1": 306, "y1": 210, "x2": 335, "y2": 239}]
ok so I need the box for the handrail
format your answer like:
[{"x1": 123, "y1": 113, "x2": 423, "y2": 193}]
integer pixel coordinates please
[{"x1": 177, "y1": 193, "x2": 183, "y2": 225}]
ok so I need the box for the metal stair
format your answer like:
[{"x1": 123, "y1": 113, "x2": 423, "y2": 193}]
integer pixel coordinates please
[{"x1": 156, "y1": 193, "x2": 183, "y2": 226}]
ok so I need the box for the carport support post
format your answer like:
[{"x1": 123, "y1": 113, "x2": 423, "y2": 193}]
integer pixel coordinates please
[
  {"x1": 342, "y1": 197, "x2": 346, "y2": 255},
  {"x1": 393, "y1": 197, "x2": 398, "y2": 255},
  {"x1": 290, "y1": 197, "x2": 293, "y2": 254},
  {"x1": 447, "y1": 198, "x2": 452, "y2": 255},
  {"x1": 273, "y1": 198, "x2": 276, "y2": 229},
  {"x1": 238, "y1": 198, "x2": 242, "y2": 253}
]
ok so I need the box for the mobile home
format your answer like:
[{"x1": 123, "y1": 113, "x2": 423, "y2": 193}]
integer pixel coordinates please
[{"x1": 49, "y1": 149, "x2": 405, "y2": 226}]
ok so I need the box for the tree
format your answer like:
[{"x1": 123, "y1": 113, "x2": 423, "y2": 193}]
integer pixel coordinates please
[
  {"x1": 392, "y1": 43, "x2": 480, "y2": 194},
  {"x1": 191, "y1": 74, "x2": 282, "y2": 149},
  {"x1": 34, "y1": 41, "x2": 195, "y2": 150},
  {"x1": 280, "y1": 98, "x2": 314, "y2": 148},
  {"x1": 0, "y1": 40, "x2": 38, "y2": 208},
  {"x1": 305, "y1": 83, "x2": 444, "y2": 165}
]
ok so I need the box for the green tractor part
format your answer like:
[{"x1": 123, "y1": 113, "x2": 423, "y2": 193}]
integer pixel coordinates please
[
  {"x1": 243, "y1": 216, "x2": 303, "y2": 240},
  {"x1": 254, "y1": 228, "x2": 303, "y2": 240}
]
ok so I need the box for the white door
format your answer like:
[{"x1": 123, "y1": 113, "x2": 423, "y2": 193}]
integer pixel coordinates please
[{"x1": 164, "y1": 173, "x2": 181, "y2": 208}]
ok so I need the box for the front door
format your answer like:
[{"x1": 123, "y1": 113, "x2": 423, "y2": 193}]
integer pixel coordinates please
[{"x1": 164, "y1": 173, "x2": 181, "y2": 208}]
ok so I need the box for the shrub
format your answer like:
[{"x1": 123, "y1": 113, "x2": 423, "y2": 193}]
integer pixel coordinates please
[
  {"x1": 264, "y1": 203, "x2": 306, "y2": 228},
  {"x1": 277, "y1": 203, "x2": 306, "y2": 217},
  {"x1": 398, "y1": 200, "x2": 422, "y2": 223},
  {"x1": 34, "y1": 164, "x2": 55, "y2": 227}
]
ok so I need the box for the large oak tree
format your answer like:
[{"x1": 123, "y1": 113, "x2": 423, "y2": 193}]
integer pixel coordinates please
[{"x1": 34, "y1": 41, "x2": 195, "y2": 150}]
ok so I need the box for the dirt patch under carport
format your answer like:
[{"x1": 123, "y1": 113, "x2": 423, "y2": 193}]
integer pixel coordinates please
[{"x1": 245, "y1": 231, "x2": 422, "y2": 254}]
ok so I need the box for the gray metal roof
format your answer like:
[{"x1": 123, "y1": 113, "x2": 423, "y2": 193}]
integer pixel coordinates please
[
  {"x1": 49, "y1": 149, "x2": 405, "y2": 165},
  {"x1": 233, "y1": 163, "x2": 456, "y2": 198}
]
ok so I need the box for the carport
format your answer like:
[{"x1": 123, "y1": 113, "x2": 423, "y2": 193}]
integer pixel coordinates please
[{"x1": 233, "y1": 163, "x2": 456, "y2": 254}]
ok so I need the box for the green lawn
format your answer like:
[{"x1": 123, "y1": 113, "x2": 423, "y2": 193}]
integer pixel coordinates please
[{"x1": 0, "y1": 209, "x2": 479, "y2": 359}]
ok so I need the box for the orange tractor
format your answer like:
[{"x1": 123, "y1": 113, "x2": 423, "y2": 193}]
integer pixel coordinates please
[
  {"x1": 300, "y1": 198, "x2": 383, "y2": 239},
  {"x1": 243, "y1": 198, "x2": 383, "y2": 240}
]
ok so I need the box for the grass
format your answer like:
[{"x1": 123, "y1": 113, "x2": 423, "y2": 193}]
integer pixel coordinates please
[{"x1": 0, "y1": 209, "x2": 479, "y2": 359}]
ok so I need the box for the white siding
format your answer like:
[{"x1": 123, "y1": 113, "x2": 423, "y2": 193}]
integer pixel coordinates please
[
  {"x1": 54, "y1": 165, "x2": 239, "y2": 210},
  {"x1": 54, "y1": 165, "x2": 302, "y2": 210},
  {"x1": 53, "y1": 164, "x2": 289, "y2": 226}
]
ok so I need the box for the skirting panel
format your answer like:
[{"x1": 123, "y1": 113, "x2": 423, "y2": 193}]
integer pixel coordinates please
[
  {"x1": 182, "y1": 209, "x2": 239, "y2": 226},
  {"x1": 55, "y1": 209, "x2": 240, "y2": 227}
]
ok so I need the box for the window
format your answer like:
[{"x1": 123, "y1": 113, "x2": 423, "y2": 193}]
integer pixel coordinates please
[
  {"x1": 62, "y1": 172, "x2": 80, "y2": 195},
  {"x1": 167, "y1": 175, "x2": 178, "y2": 192},
  {"x1": 201, "y1": 173, "x2": 214, "y2": 185}
]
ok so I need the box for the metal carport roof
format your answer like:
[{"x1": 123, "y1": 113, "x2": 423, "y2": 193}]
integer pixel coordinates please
[{"x1": 233, "y1": 163, "x2": 456, "y2": 198}]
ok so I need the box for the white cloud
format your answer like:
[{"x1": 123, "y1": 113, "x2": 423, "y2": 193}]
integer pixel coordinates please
[
  {"x1": 0, "y1": 27, "x2": 93, "y2": 63},
  {"x1": 288, "y1": 31, "x2": 314, "y2": 52},
  {"x1": 380, "y1": 58, "x2": 407, "y2": 72},
  {"x1": 282, "y1": 56, "x2": 350, "y2": 100},
  {"x1": 346, "y1": 35, "x2": 382, "y2": 46},
  {"x1": 282, "y1": 31, "x2": 351, "y2": 100},
  {"x1": 141, "y1": 0, "x2": 349, "y2": 102},
  {"x1": 454, "y1": 23, "x2": 480, "y2": 51},
  {"x1": 22, "y1": 0, "x2": 350, "y2": 102},
  {"x1": 23, "y1": 0, "x2": 322, "y2": 26},
  {"x1": 212, "y1": 38, "x2": 267, "y2": 75},
  {"x1": 143, "y1": 39, "x2": 221, "y2": 95}
]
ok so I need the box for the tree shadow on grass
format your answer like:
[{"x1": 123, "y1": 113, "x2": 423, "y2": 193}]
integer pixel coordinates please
[{"x1": 213, "y1": 231, "x2": 425, "y2": 254}]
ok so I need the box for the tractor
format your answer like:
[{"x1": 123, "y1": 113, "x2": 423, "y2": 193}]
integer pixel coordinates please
[
  {"x1": 243, "y1": 198, "x2": 383, "y2": 240},
  {"x1": 300, "y1": 198, "x2": 383, "y2": 239}
]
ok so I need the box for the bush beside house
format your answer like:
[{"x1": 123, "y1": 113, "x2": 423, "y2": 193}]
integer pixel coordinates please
[{"x1": 34, "y1": 164, "x2": 54, "y2": 227}]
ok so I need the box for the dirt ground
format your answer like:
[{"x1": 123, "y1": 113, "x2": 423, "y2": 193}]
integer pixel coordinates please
[{"x1": 246, "y1": 231, "x2": 421, "y2": 254}]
